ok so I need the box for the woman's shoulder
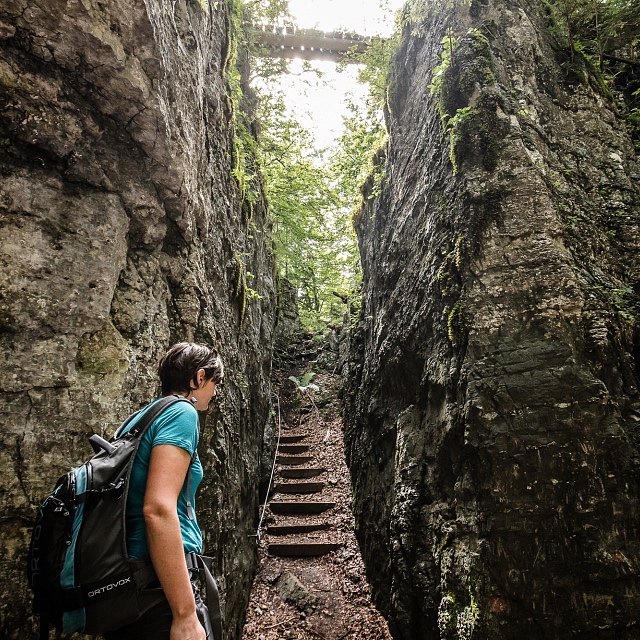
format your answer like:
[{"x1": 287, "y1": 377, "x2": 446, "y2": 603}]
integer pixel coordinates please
[
  {"x1": 158, "y1": 397, "x2": 198, "y2": 424},
  {"x1": 147, "y1": 397, "x2": 199, "y2": 449}
]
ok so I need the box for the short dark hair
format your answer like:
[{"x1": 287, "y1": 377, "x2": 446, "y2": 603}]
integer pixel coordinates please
[{"x1": 158, "y1": 342, "x2": 224, "y2": 396}]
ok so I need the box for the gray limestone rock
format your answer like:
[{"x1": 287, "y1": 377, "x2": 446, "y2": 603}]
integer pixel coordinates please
[
  {"x1": 278, "y1": 571, "x2": 317, "y2": 615},
  {"x1": 0, "y1": 1, "x2": 275, "y2": 638},
  {"x1": 343, "y1": 0, "x2": 640, "y2": 638},
  {"x1": 274, "y1": 278, "x2": 304, "y2": 351}
]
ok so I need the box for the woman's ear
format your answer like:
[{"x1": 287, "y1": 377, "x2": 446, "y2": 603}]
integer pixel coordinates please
[{"x1": 196, "y1": 368, "x2": 206, "y2": 387}]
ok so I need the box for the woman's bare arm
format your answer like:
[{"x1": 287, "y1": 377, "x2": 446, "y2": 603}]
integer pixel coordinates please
[{"x1": 143, "y1": 444, "x2": 205, "y2": 640}]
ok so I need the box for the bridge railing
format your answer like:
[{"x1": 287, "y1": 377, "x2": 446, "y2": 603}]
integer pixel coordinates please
[{"x1": 249, "y1": 23, "x2": 371, "y2": 62}]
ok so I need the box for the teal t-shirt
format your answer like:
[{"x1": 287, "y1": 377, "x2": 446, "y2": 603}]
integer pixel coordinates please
[{"x1": 122, "y1": 398, "x2": 204, "y2": 558}]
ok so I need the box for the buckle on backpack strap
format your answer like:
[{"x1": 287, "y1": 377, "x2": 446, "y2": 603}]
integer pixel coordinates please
[
  {"x1": 185, "y1": 552, "x2": 214, "y2": 572},
  {"x1": 185, "y1": 551, "x2": 199, "y2": 571}
]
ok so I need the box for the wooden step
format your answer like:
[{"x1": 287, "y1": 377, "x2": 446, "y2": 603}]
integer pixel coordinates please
[
  {"x1": 269, "y1": 501, "x2": 336, "y2": 515},
  {"x1": 280, "y1": 467, "x2": 326, "y2": 479},
  {"x1": 268, "y1": 543, "x2": 342, "y2": 557},
  {"x1": 279, "y1": 434, "x2": 308, "y2": 444},
  {"x1": 274, "y1": 482, "x2": 324, "y2": 494},
  {"x1": 278, "y1": 444, "x2": 310, "y2": 455},
  {"x1": 266, "y1": 523, "x2": 332, "y2": 536},
  {"x1": 277, "y1": 456, "x2": 314, "y2": 466}
]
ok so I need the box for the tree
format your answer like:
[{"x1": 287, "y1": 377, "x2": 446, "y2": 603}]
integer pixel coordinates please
[
  {"x1": 547, "y1": 0, "x2": 640, "y2": 66},
  {"x1": 256, "y1": 88, "x2": 359, "y2": 327}
]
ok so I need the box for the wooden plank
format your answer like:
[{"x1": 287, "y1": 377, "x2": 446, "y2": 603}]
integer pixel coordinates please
[
  {"x1": 274, "y1": 482, "x2": 324, "y2": 494},
  {"x1": 268, "y1": 543, "x2": 343, "y2": 557},
  {"x1": 266, "y1": 523, "x2": 332, "y2": 536},
  {"x1": 280, "y1": 468, "x2": 326, "y2": 479},
  {"x1": 276, "y1": 456, "x2": 313, "y2": 466},
  {"x1": 279, "y1": 434, "x2": 308, "y2": 444},
  {"x1": 269, "y1": 502, "x2": 335, "y2": 515},
  {"x1": 278, "y1": 444, "x2": 309, "y2": 454}
]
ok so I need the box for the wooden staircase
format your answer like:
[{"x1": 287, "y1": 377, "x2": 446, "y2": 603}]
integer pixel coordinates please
[{"x1": 266, "y1": 429, "x2": 344, "y2": 558}]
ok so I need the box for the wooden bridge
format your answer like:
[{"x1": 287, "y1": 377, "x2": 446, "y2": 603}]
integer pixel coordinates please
[{"x1": 252, "y1": 25, "x2": 369, "y2": 62}]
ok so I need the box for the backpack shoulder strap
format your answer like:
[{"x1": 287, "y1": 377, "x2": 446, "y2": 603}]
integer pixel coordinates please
[
  {"x1": 185, "y1": 553, "x2": 222, "y2": 640},
  {"x1": 116, "y1": 395, "x2": 191, "y2": 440}
]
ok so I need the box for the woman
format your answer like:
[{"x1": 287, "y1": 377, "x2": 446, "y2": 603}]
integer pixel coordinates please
[{"x1": 105, "y1": 342, "x2": 224, "y2": 640}]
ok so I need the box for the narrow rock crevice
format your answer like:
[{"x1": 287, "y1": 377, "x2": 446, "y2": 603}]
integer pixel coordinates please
[{"x1": 242, "y1": 352, "x2": 392, "y2": 640}]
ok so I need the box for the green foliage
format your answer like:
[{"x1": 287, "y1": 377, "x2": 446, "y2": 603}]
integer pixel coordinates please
[
  {"x1": 333, "y1": 17, "x2": 396, "y2": 212},
  {"x1": 255, "y1": 88, "x2": 360, "y2": 329},
  {"x1": 428, "y1": 26, "x2": 502, "y2": 173},
  {"x1": 245, "y1": 0, "x2": 395, "y2": 330},
  {"x1": 609, "y1": 285, "x2": 637, "y2": 321},
  {"x1": 448, "y1": 94, "x2": 505, "y2": 173},
  {"x1": 428, "y1": 29, "x2": 459, "y2": 113},
  {"x1": 543, "y1": 0, "x2": 640, "y2": 147},
  {"x1": 627, "y1": 88, "x2": 640, "y2": 150},
  {"x1": 430, "y1": 28, "x2": 495, "y2": 120},
  {"x1": 244, "y1": 0, "x2": 296, "y2": 80},
  {"x1": 348, "y1": 286, "x2": 363, "y2": 329},
  {"x1": 288, "y1": 371, "x2": 320, "y2": 394},
  {"x1": 447, "y1": 300, "x2": 465, "y2": 346},
  {"x1": 339, "y1": 32, "x2": 399, "y2": 112},
  {"x1": 227, "y1": 0, "x2": 259, "y2": 205},
  {"x1": 243, "y1": 0, "x2": 401, "y2": 330},
  {"x1": 545, "y1": 0, "x2": 640, "y2": 66},
  {"x1": 244, "y1": 0, "x2": 290, "y2": 22},
  {"x1": 332, "y1": 99, "x2": 387, "y2": 211}
]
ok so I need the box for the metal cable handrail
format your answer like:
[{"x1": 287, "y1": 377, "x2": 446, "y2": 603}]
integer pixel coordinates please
[{"x1": 255, "y1": 392, "x2": 282, "y2": 541}]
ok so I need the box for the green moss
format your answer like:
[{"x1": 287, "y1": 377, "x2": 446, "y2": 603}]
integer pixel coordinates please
[
  {"x1": 435, "y1": 28, "x2": 496, "y2": 122},
  {"x1": 233, "y1": 253, "x2": 247, "y2": 323},
  {"x1": 429, "y1": 28, "x2": 504, "y2": 174},
  {"x1": 437, "y1": 575, "x2": 482, "y2": 639},
  {"x1": 438, "y1": 592, "x2": 460, "y2": 638},
  {"x1": 437, "y1": 264, "x2": 456, "y2": 298},
  {"x1": 447, "y1": 301, "x2": 466, "y2": 346},
  {"x1": 447, "y1": 93, "x2": 505, "y2": 174},
  {"x1": 437, "y1": 237, "x2": 465, "y2": 299},
  {"x1": 454, "y1": 234, "x2": 465, "y2": 270}
]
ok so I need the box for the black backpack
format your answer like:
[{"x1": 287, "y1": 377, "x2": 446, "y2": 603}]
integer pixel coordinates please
[{"x1": 27, "y1": 395, "x2": 222, "y2": 639}]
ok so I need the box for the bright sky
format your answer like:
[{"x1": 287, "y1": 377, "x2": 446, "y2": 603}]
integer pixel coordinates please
[
  {"x1": 287, "y1": 0, "x2": 402, "y2": 37},
  {"x1": 268, "y1": 0, "x2": 406, "y2": 150}
]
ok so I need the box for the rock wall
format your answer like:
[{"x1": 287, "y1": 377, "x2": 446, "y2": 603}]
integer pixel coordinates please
[
  {"x1": 343, "y1": 0, "x2": 640, "y2": 637},
  {"x1": 0, "y1": 1, "x2": 275, "y2": 637},
  {"x1": 273, "y1": 277, "x2": 303, "y2": 351}
]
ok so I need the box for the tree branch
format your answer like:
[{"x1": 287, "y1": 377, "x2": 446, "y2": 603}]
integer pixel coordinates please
[{"x1": 602, "y1": 53, "x2": 640, "y2": 68}]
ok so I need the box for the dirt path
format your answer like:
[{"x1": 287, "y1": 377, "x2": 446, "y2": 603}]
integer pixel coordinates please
[{"x1": 241, "y1": 364, "x2": 392, "y2": 640}]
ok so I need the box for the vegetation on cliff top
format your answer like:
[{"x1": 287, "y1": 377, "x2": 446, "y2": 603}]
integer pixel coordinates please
[
  {"x1": 232, "y1": 0, "x2": 639, "y2": 332},
  {"x1": 543, "y1": 0, "x2": 640, "y2": 147}
]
